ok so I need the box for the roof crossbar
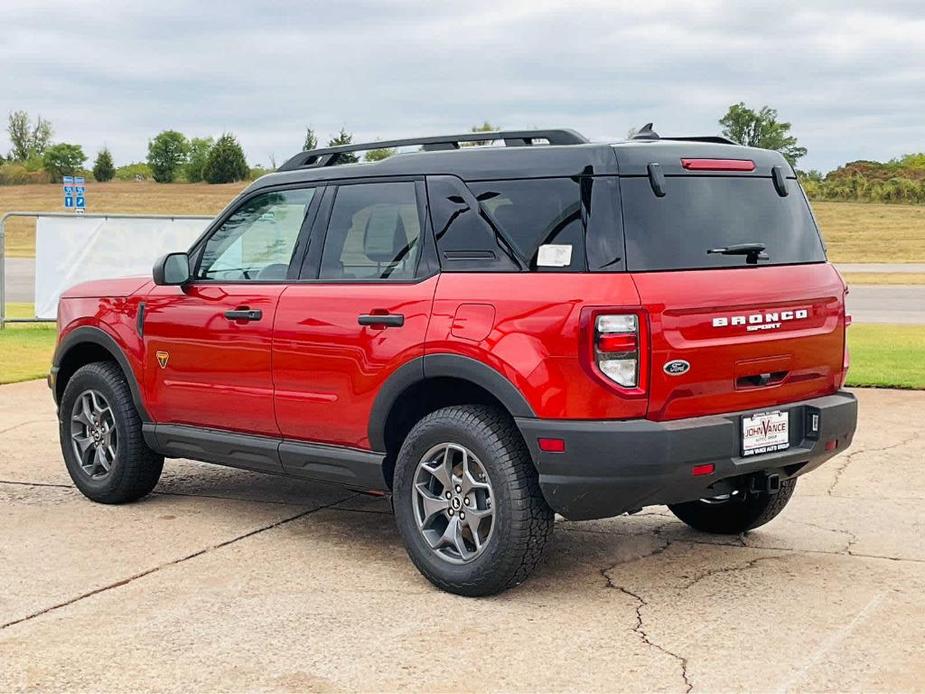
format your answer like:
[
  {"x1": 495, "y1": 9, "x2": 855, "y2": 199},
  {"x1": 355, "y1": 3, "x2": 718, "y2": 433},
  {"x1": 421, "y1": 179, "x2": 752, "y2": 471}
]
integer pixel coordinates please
[{"x1": 277, "y1": 129, "x2": 589, "y2": 171}]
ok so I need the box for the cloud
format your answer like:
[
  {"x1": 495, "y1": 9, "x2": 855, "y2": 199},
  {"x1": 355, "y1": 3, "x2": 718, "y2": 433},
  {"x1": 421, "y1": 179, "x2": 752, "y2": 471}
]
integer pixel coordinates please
[{"x1": 1, "y1": 0, "x2": 922, "y2": 172}]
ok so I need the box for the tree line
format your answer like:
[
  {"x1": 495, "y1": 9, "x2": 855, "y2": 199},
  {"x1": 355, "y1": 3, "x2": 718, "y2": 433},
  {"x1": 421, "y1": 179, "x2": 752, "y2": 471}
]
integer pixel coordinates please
[{"x1": 3, "y1": 106, "x2": 924, "y2": 203}]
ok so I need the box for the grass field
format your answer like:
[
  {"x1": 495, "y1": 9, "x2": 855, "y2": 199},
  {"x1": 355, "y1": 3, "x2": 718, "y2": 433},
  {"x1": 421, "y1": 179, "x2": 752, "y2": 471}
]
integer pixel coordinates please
[
  {"x1": 1, "y1": 183, "x2": 924, "y2": 262},
  {"x1": 0, "y1": 303, "x2": 56, "y2": 385},
  {"x1": 813, "y1": 201, "x2": 925, "y2": 263},
  {"x1": 846, "y1": 324, "x2": 925, "y2": 389},
  {"x1": 2, "y1": 306, "x2": 922, "y2": 389},
  {"x1": 1, "y1": 181, "x2": 246, "y2": 257},
  {"x1": 842, "y1": 272, "x2": 925, "y2": 285}
]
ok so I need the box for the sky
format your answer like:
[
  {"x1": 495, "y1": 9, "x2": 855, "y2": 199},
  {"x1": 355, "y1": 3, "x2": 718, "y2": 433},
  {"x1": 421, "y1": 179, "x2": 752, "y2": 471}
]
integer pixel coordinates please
[{"x1": 1, "y1": 0, "x2": 923, "y2": 174}]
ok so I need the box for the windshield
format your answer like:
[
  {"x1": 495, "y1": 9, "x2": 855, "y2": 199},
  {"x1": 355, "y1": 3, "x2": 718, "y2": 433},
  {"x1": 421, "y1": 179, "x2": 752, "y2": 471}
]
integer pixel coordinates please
[{"x1": 621, "y1": 176, "x2": 826, "y2": 271}]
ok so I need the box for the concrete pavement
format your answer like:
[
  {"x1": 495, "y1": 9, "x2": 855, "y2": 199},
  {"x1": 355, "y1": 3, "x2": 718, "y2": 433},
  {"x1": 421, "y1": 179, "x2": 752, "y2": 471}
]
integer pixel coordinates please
[{"x1": 1, "y1": 379, "x2": 923, "y2": 692}]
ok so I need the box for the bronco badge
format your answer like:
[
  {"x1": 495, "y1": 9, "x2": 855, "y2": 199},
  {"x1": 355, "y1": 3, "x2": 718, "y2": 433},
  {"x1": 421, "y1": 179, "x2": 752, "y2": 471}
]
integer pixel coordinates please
[
  {"x1": 663, "y1": 359, "x2": 690, "y2": 376},
  {"x1": 156, "y1": 351, "x2": 169, "y2": 369}
]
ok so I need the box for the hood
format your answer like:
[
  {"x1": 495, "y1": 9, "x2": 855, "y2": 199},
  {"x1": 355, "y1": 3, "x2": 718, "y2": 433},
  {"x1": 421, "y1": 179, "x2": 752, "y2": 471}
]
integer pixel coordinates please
[{"x1": 60, "y1": 276, "x2": 152, "y2": 299}]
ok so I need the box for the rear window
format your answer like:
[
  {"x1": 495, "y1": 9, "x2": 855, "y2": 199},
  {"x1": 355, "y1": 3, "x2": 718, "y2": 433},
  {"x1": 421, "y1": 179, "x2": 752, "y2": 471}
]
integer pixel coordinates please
[{"x1": 621, "y1": 176, "x2": 826, "y2": 271}]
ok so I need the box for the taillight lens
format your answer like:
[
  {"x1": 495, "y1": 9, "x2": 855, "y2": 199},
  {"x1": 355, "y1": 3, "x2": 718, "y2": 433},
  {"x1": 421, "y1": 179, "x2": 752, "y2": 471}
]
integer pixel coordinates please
[{"x1": 595, "y1": 313, "x2": 641, "y2": 388}]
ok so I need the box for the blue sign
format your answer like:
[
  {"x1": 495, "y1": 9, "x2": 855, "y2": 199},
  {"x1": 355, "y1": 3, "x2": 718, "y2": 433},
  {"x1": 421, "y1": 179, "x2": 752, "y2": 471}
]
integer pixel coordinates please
[{"x1": 63, "y1": 176, "x2": 86, "y2": 210}]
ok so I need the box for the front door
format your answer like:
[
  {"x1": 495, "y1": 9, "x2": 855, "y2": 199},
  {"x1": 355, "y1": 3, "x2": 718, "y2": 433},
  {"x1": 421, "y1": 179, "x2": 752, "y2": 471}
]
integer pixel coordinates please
[
  {"x1": 144, "y1": 186, "x2": 319, "y2": 436},
  {"x1": 273, "y1": 180, "x2": 437, "y2": 450}
]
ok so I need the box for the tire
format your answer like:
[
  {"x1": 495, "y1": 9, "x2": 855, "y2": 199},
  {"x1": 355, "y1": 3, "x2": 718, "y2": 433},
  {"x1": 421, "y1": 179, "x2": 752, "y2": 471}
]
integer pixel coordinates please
[
  {"x1": 393, "y1": 405, "x2": 554, "y2": 596},
  {"x1": 668, "y1": 478, "x2": 797, "y2": 534},
  {"x1": 59, "y1": 361, "x2": 163, "y2": 504}
]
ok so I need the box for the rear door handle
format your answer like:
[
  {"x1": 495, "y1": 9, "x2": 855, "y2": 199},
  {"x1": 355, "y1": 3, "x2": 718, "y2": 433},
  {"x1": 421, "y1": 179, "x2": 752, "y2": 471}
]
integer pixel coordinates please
[
  {"x1": 358, "y1": 313, "x2": 404, "y2": 327},
  {"x1": 224, "y1": 308, "x2": 263, "y2": 322}
]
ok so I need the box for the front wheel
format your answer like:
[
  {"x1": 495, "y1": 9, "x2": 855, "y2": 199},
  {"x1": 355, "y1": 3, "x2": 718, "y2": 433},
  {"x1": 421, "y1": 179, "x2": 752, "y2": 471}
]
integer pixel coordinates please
[
  {"x1": 668, "y1": 477, "x2": 797, "y2": 534},
  {"x1": 393, "y1": 405, "x2": 553, "y2": 596},
  {"x1": 59, "y1": 361, "x2": 164, "y2": 504}
]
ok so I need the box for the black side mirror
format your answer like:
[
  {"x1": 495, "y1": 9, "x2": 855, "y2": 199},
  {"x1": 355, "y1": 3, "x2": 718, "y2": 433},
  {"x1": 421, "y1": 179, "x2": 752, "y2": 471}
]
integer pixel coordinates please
[{"x1": 153, "y1": 252, "x2": 191, "y2": 286}]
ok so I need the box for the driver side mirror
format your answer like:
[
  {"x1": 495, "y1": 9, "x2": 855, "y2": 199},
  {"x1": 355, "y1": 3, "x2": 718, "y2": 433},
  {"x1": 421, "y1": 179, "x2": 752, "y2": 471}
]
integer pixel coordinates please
[{"x1": 153, "y1": 252, "x2": 191, "y2": 286}]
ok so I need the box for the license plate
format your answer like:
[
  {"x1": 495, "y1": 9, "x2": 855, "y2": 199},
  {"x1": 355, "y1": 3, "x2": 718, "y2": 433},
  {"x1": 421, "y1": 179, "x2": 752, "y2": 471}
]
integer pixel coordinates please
[{"x1": 741, "y1": 410, "x2": 790, "y2": 457}]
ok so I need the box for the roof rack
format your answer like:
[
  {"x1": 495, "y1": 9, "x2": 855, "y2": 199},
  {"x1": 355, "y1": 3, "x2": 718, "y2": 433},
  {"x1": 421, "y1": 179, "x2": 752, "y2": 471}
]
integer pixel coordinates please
[
  {"x1": 630, "y1": 122, "x2": 736, "y2": 146},
  {"x1": 277, "y1": 129, "x2": 589, "y2": 171}
]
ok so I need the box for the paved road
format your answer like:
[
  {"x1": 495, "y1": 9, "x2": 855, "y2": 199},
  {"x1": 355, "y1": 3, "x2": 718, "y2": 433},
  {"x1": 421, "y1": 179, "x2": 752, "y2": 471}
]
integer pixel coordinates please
[
  {"x1": 846, "y1": 285, "x2": 925, "y2": 324},
  {"x1": 2, "y1": 257, "x2": 33, "y2": 304},
  {"x1": 4, "y1": 257, "x2": 924, "y2": 322},
  {"x1": 0, "y1": 381, "x2": 923, "y2": 691}
]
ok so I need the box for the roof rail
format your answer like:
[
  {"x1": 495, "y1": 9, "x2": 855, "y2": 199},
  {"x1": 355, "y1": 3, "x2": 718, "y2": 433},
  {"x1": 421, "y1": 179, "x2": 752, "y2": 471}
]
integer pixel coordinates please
[
  {"x1": 277, "y1": 129, "x2": 589, "y2": 171},
  {"x1": 630, "y1": 122, "x2": 736, "y2": 146}
]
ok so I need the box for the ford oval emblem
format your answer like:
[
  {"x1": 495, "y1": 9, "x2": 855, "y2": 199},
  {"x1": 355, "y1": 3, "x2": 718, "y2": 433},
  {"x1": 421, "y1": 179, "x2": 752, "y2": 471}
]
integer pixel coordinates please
[{"x1": 664, "y1": 359, "x2": 690, "y2": 376}]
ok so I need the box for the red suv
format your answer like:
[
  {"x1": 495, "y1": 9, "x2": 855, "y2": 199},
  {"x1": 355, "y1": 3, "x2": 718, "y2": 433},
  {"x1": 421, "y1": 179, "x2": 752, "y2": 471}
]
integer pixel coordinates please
[{"x1": 50, "y1": 127, "x2": 857, "y2": 595}]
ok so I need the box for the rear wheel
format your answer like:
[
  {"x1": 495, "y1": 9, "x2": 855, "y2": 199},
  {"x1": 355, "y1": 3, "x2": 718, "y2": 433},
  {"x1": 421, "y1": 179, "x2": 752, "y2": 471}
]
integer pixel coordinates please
[
  {"x1": 59, "y1": 362, "x2": 163, "y2": 504},
  {"x1": 668, "y1": 478, "x2": 797, "y2": 534},
  {"x1": 393, "y1": 405, "x2": 553, "y2": 596}
]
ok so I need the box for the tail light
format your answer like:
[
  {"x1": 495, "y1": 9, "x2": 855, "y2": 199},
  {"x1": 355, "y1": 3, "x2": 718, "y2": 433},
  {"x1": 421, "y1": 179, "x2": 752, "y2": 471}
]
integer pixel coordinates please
[{"x1": 581, "y1": 309, "x2": 648, "y2": 396}]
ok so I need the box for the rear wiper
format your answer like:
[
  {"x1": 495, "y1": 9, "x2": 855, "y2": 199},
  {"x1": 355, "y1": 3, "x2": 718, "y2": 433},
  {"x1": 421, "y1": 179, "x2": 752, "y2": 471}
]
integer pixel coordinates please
[{"x1": 707, "y1": 242, "x2": 769, "y2": 265}]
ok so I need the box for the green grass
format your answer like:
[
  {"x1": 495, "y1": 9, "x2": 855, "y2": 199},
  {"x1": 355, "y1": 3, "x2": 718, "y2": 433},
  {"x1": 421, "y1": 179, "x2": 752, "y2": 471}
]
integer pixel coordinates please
[
  {"x1": 0, "y1": 303, "x2": 56, "y2": 385},
  {"x1": 846, "y1": 324, "x2": 925, "y2": 389},
  {"x1": 1, "y1": 306, "x2": 922, "y2": 389}
]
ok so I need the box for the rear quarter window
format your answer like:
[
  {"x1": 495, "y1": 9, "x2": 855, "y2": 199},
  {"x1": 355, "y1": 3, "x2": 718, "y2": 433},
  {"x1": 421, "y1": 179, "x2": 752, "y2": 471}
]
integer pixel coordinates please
[
  {"x1": 621, "y1": 176, "x2": 826, "y2": 271},
  {"x1": 427, "y1": 175, "x2": 588, "y2": 272}
]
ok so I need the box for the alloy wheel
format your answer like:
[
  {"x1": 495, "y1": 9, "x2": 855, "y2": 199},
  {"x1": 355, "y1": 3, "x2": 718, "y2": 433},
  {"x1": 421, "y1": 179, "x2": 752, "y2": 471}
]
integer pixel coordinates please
[
  {"x1": 412, "y1": 443, "x2": 496, "y2": 564},
  {"x1": 70, "y1": 389, "x2": 118, "y2": 479}
]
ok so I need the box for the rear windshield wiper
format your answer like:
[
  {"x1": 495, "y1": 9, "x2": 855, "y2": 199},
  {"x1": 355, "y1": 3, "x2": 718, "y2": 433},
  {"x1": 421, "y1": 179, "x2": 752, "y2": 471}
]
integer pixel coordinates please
[{"x1": 707, "y1": 242, "x2": 769, "y2": 265}]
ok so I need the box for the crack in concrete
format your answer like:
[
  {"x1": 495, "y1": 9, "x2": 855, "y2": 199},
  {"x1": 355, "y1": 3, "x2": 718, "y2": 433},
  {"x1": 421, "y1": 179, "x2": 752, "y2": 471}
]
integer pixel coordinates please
[
  {"x1": 602, "y1": 568, "x2": 693, "y2": 693},
  {"x1": 784, "y1": 518, "x2": 858, "y2": 554},
  {"x1": 0, "y1": 419, "x2": 46, "y2": 434},
  {"x1": 678, "y1": 554, "x2": 787, "y2": 591},
  {"x1": 826, "y1": 432, "x2": 920, "y2": 496},
  {"x1": 0, "y1": 479, "x2": 72, "y2": 489},
  {"x1": 0, "y1": 479, "x2": 383, "y2": 510},
  {"x1": 0, "y1": 493, "x2": 359, "y2": 632}
]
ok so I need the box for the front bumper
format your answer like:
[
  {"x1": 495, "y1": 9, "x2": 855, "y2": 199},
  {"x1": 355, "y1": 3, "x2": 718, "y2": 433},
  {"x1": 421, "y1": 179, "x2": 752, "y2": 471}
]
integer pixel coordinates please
[{"x1": 516, "y1": 391, "x2": 857, "y2": 521}]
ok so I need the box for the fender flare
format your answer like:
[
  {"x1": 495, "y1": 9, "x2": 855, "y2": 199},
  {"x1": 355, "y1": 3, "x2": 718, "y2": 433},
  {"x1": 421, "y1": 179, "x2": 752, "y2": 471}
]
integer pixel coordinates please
[
  {"x1": 53, "y1": 326, "x2": 150, "y2": 422},
  {"x1": 367, "y1": 353, "x2": 535, "y2": 452}
]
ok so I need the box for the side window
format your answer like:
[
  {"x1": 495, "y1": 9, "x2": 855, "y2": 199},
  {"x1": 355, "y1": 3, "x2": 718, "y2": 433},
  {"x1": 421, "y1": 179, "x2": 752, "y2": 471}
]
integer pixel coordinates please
[
  {"x1": 427, "y1": 175, "x2": 518, "y2": 272},
  {"x1": 197, "y1": 188, "x2": 315, "y2": 281},
  {"x1": 467, "y1": 178, "x2": 585, "y2": 272},
  {"x1": 319, "y1": 182, "x2": 422, "y2": 280}
]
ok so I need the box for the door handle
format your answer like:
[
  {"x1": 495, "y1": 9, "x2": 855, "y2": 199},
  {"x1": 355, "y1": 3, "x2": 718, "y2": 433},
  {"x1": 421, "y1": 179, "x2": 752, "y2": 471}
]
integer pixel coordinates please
[
  {"x1": 224, "y1": 308, "x2": 263, "y2": 322},
  {"x1": 358, "y1": 313, "x2": 405, "y2": 327}
]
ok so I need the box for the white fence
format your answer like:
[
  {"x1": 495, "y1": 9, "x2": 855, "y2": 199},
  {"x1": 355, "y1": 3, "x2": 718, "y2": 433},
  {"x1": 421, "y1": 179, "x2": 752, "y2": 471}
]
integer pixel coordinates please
[{"x1": 1, "y1": 212, "x2": 212, "y2": 325}]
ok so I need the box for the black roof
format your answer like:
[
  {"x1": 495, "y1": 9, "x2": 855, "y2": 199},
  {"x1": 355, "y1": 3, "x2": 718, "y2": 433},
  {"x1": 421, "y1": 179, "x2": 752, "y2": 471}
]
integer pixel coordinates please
[{"x1": 247, "y1": 129, "x2": 793, "y2": 195}]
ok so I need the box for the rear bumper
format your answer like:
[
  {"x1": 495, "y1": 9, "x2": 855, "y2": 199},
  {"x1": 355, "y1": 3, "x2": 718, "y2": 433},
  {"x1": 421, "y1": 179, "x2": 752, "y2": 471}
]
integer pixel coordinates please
[{"x1": 516, "y1": 391, "x2": 857, "y2": 521}]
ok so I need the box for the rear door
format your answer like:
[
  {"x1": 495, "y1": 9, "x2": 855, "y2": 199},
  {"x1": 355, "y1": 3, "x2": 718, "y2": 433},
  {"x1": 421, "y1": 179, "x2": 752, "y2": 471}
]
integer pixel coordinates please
[
  {"x1": 144, "y1": 186, "x2": 319, "y2": 437},
  {"x1": 272, "y1": 179, "x2": 437, "y2": 451},
  {"x1": 619, "y1": 163, "x2": 847, "y2": 421}
]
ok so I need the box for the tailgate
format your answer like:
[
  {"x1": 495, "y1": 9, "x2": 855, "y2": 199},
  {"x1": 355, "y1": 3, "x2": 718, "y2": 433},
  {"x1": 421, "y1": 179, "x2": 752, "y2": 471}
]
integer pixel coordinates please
[{"x1": 633, "y1": 264, "x2": 847, "y2": 420}]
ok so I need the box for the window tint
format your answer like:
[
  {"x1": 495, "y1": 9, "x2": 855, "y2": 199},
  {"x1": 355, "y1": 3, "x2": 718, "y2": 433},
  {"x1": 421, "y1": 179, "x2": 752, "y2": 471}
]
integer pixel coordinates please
[
  {"x1": 197, "y1": 188, "x2": 314, "y2": 281},
  {"x1": 621, "y1": 177, "x2": 826, "y2": 271},
  {"x1": 467, "y1": 178, "x2": 585, "y2": 271},
  {"x1": 427, "y1": 176, "x2": 518, "y2": 272},
  {"x1": 428, "y1": 176, "x2": 585, "y2": 272},
  {"x1": 320, "y1": 182, "x2": 422, "y2": 280}
]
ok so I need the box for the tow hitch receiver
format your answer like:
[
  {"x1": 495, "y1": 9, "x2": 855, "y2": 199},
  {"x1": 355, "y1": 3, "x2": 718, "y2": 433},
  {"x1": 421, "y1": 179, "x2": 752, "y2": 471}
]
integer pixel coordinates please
[{"x1": 750, "y1": 472, "x2": 781, "y2": 496}]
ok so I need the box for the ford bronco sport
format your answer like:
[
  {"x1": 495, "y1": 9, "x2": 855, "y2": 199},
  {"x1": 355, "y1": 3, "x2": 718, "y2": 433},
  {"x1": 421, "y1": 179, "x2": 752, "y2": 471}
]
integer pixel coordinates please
[{"x1": 51, "y1": 126, "x2": 857, "y2": 596}]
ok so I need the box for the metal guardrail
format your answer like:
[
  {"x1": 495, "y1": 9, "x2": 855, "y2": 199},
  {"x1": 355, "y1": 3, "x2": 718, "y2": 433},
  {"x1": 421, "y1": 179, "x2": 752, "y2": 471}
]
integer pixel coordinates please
[{"x1": 0, "y1": 211, "x2": 213, "y2": 328}]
